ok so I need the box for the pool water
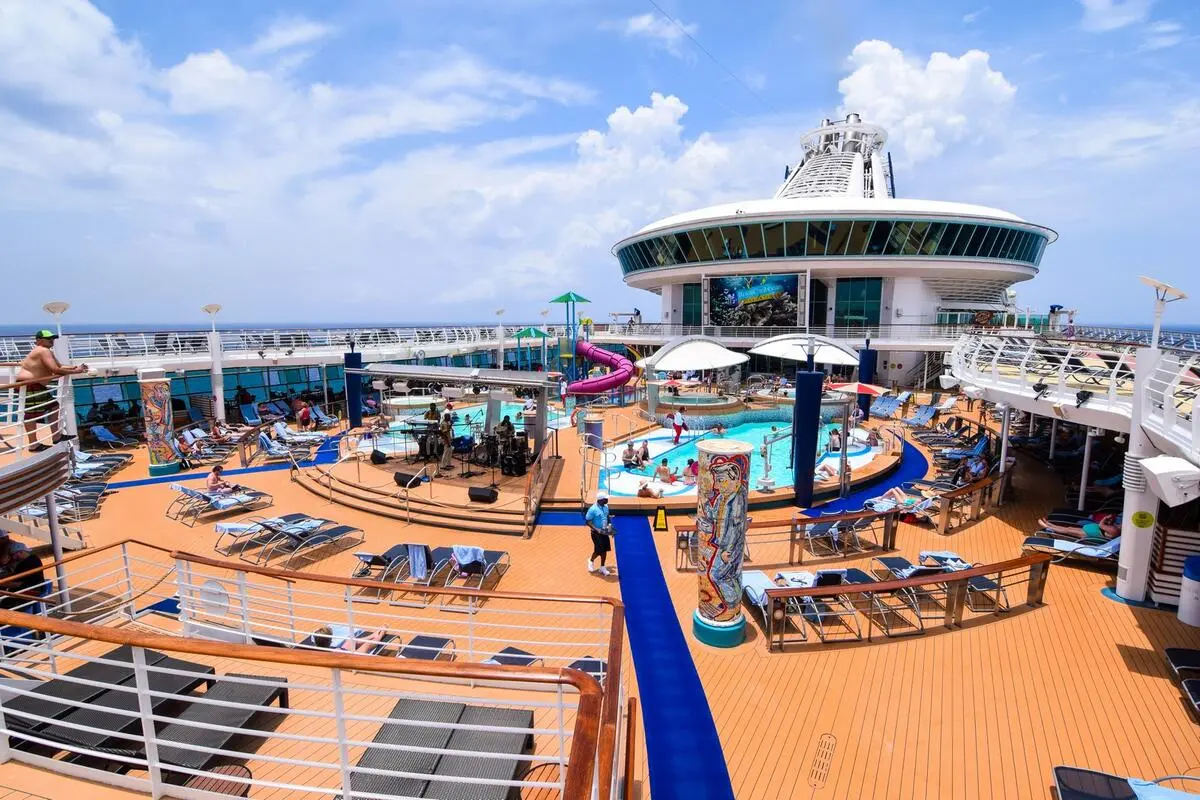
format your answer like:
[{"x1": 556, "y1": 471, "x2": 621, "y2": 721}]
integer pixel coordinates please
[
  {"x1": 663, "y1": 393, "x2": 734, "y2": 406},
  {"x1": 600, "y1": 421, "x2": 876, "y2": 497}
]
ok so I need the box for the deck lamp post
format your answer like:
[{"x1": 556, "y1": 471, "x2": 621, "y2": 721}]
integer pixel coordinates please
[
  {"x1": 1116, "y1": 276, "x2": 1187, "y2": 602},
  {"x1": 495, "y1": 308, "x2": 505, "y2": 369},
  {"x1": 42, "y1": 301, "x2": 78, "y2": 437},
  {"x1": 202, "y1": 304, "x2": 226, "y2": 422}
]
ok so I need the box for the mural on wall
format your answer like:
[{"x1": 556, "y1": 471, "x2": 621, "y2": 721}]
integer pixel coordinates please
[
  {"x1": 708, "y1": 273, "x2": 801, "y2": 327},
  {"x1": 140, "y1": 379, "x2": 175, "y2": 466},
  {"x1": 695, "y1": 443, "x2": 751, "y2": 623}
]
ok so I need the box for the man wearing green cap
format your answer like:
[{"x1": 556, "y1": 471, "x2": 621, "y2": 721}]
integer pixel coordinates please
[{"x1": 16, "y1": 331, "x2": 88, "y2": 452}]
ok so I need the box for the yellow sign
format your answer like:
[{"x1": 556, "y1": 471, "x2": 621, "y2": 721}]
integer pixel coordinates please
[
  {"x1": 654, "y1": 506, "x2": 669, "y2": 531},
  {"x1": 1131, "y1": 511, "x2": 1155, "y2": 529}
]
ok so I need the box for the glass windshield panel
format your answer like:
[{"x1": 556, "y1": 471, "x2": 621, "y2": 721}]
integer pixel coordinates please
[
  {"x1": 688, "y1": 230, "x2": 713, "y2": 262},
  {"x1": 866, "y1": 221, "x2": 892, "y2": 254},
  {"x1": 719, "y1": 225, "x2": 746, "y2": 259},
  {"x1": 845, "y1": 221, "x2": 873, "y2": 255},
  {"x1": 806, "y1": 221, "x2": 829, "y2": 255},
  {"x1": 703, "y1": 228, "x2": 729, "y2": 261},
  {"x1": 949, "y1": 224, "x2": 975, "y2": 256},
  {"x1": 674, "y1": 232, "x2": 698, "y2": 263},
  {"x1": 921, "y1": 222, "x2": 947, "y2": 255},
  {"x1": 741, "y1": 223, "x2": 765, "y2": 258},
  {"x1": 883, "y1": 221, "x2": 911, "y2": 255},
  {"x1": 977, "y1": 226, "x2": 1000, "y2": 259},
  {"x1": 826, "y1": 220, "x2": 852, "y2": 255},
  {"x1": 962, "y1": 225, "x2": 989, "y2": 257},
  {"x1": 785, "y1": 221, "x2": 807, "y2": 256},
  {"x1": 903, "y1": 221, "x2": 929, "y2": 254},
  {"x1": 763, "y1": 222, "x2": 785, "y2": 258}
]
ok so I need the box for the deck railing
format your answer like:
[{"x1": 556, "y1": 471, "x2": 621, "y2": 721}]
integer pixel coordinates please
[
  {"x1": 0, "y1": 374, "x2": 67, "y2": 464},
  {"x1": 0, "y1": 539, "x2": 628, "y2": 799},
  {"x1": 760, "y1": 552, "x2": 1052, "y2": 650},
  {"x1": 525, "y1": 429, "x2": 560, "y2": 537}
]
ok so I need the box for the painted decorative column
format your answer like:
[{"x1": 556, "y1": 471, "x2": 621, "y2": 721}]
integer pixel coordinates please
[
  {"x1": 693, "y1": 438, "x2": 752, "y2": 647},
  {"x1": 138, "y1": 367, "x2": 180, "y2": 476}
]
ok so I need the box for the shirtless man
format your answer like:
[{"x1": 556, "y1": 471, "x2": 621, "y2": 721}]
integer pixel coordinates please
[{"x1": 16, "y1": 331, "x2": 87, "y2": 451}]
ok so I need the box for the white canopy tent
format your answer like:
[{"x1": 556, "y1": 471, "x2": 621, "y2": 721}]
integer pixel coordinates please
[
  {"x1": 636, "y1": 336, "x2": 749, "y2": 372},
  {"x1": 748, "y1": 333, "x2": 860, "y2": 366}
]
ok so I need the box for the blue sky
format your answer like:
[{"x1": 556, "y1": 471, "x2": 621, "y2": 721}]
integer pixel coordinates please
[{"x1": 1, "y1": 0, "x2": 1197, "y2": 326}]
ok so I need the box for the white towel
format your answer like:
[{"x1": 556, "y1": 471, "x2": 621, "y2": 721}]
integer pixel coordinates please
[
  {"x1": 452, "y1": 544, "x2": 485, "y2": 567},
  {"x1": 407, "y1": 544, "x2": 428, "y2": 580}
]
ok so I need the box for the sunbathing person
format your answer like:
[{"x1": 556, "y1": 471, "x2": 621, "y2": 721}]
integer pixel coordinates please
[
  {"x1": 683, "y1": 458, "x2": 699, "y2": 484},
  {"x1": 1038, "y1": 513, "x2": 1120, "y2": 539},
  {"x1": 206, "y1": 465, "x2": 234, "y2": 495},
  {"x1": 638, "y1": 440, "x2": 651, "y2": 466},
  {"x1": 310, "y1": 625, "x2": 386, "y2": 654},
  {"x1": 637, "y1": 481, "x2": 663, "y2": 499},
  {"x1": 815, "y1": 463, "x2": 838, "y2": 482}
]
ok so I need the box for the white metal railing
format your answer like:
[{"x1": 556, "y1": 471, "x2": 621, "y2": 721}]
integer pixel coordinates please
[
  {"x1": 0, "y1": 376, "x2": 67, "y2": 462},
  {"x1": 0, "y1": 541, "x2": 624, "y2": 799},
  {"x1": 1142, "y1": 349, "x2": 1200, "y2": 460}
]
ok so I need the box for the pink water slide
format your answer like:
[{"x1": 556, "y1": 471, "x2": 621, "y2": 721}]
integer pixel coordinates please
[{"x1": 567, "y1": 340, "x2": 636, "y2": 395}]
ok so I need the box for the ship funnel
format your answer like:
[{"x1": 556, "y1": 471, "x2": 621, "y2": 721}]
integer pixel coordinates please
[{"x1": 846, "y1": 112, "x2": 861, "y2": 124}]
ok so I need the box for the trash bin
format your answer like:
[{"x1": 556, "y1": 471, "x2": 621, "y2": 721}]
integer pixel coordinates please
[{"x1": 1180, "y1": 556, "x2": 1200, "y2": 627}]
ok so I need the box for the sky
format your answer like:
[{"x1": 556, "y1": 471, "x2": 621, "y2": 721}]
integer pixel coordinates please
[{"x1": 1, "y1": 0, "x2": 1197, "y2": 327}]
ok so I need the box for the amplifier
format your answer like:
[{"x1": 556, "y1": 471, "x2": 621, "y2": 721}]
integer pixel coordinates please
[
  {"x1": 468, "y1": 486, "x2": 499, "y2": 503},
  {"x1": 394, "y1": 471, "x2": 423, "y2": 489}
]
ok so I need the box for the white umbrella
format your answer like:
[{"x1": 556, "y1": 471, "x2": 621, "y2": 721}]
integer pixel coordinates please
[
  {"x1": 749, "y1": 339, "x2": 859, "y2": 366},
  {"x1": 638, "y1": 339, "x2": 748, "y2": 372}
]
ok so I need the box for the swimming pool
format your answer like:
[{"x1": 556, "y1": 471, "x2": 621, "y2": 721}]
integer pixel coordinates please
[
  {"x1": 599, "y1": 422, "x2": 877, "y2": 498},
  {"x1": 356, "y1": 401, "x2": 567, "y2": 456}
]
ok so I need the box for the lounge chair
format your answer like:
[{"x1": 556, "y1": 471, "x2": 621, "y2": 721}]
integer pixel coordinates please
[
  {"x1": 352, "y1": 544, "x2": 454, "y2": 594},
  {"x1": 90, "y1": 425, "x2": 136, "y2": 448},
  {"x1": 920, "y1": 551, "x2": 1010, "y2": 611},
  {"x1": 741, "y1": 570, "x2": 790, "y2": 638},
  {"x1": 255, "y1": 522, "x2": 364, "y2": 570},
  {"x1": 422, "y1": 705, "x2": 535, "y2": 800},
  {"x1": 345, "y1": 699, "x2": 466, "y2": 799},
  {"x1": 797, "y1": 519, "x2": 841, "y2": 557},
  {"x1": 213, "y1": 513, "x2": 317, "y2": 555},
  {"x1": 1021, "y1": 535, "x2": 1120, "y2": 565},
  {"x1": 1184, "y1": 680, "x2": 1200, "y2": 722},
  {"x1": 1052, "y1": 765, "x2": 1200, "y2": 799},
  {"x1": 482, "y1": 646, "x2": 544, "y2": 667},
  {"x1": 443, "y1": 547, "x2": 510, "y2": 593},
  {"x1": 841, "y1": 567, "x2": 924, "y2": 637},
  {"x1": 239, "y1": 403, "x2": 263, "y2": 426},
  {"x1": 901, "y1": 406, "x2": 935, "y2": 427},
  {"x1": 165, "y1": 483, "x2": 273, "y2": 527},
  {"x1": 775, "y1": 570, "x2": 862, "y2": 642},
  {"x1": 567, "y1": 656, "x2": 608, "y2": 683},
  {"x1": 392, "y1": 634, "x2": 456, "y2": 661},
  {"x1": 271, "y1": 420, "x2": 324, "y2": 445},
  {"x1": 311, "y1": 404, "x2": 338, "y2": 428},
  {"x1": 870, "y1": 556, "x2": 953, "y2": 620},
  {"x1": 1166, "y1": 648, "x2": 1200, "y2": 680}
]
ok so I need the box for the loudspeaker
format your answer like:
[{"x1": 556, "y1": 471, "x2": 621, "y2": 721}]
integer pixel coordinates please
[
  {"x1": 370, "y1": 449, "x2": 389, "y2": 465},
  {"x1": 468, "y1": 486, "x2": 499, "y2": 503},
  {"x1": 394, "y1": 471, "x2": 422, "y2": 489}
]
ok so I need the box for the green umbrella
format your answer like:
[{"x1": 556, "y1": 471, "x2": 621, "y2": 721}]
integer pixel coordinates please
[
  {"x1": 549, "y1": 291, "x2": 590, "y2": 304},
  {"x1": 513, "y1": 326, "x2": 552, "y2": 338}
]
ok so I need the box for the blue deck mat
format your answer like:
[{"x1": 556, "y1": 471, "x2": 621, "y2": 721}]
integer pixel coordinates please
[
  {"x1": 801, "y1": 439, "x2": 930, "y2": 515},
  {"x1": 613, "y1": 514, "x2": 736, "y2": 800}
]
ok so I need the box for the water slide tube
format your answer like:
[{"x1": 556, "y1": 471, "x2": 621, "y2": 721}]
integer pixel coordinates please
[{"x1": 567, "y1": 340, "x2": 636, "y2": 394}]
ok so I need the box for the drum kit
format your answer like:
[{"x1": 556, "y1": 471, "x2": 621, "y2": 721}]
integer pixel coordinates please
[{"x1": 472, "y1": 431, "x2": 529, "y2": 476}]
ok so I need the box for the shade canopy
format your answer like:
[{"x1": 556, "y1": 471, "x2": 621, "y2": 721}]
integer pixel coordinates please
[
  {"x1": 636, "y1": 336, "x2": 749, "y2": 372},
  {"x1": 749, "y1": 334, "x2": 860, "y2": 366},
  {"x1": 828, "y1": 381, "x2": 889, "y2": 396},
  {"x1": 549, "y1": 291, "x2": 590, "y2": 304},
  {"x1": 513, "y1": 326, "x2": 552, "y2": 339}
]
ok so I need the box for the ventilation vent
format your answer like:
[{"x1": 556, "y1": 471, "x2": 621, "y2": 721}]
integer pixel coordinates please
[{"x1": 1123, "y1": 453, "x2": 1148, "y2": 492}]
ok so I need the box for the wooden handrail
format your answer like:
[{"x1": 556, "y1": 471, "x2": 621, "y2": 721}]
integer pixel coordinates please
[
  {"x1": 674, "y1": 508, "x2": 895, "y2": 534},
  {"x1": 0, "y1": 605, "x2": 604, "y2": 798},
  {"x1": 0, "y1": 375, "x2": 65, "y2": 392},
  {"x1": 762, "y1": 552, "x2": 1051, "y2": 599},
  {"x1": 939, "y1": 475, "x2": 998, "y2": 500},
  {"x1": 623, "y1": 696, "x2": 639, "y2": 800}
]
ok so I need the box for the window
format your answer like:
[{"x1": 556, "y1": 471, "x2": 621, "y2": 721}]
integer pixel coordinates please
[
  {"x1": 627, "y1": 242, "x2": 648, "y2": 270},
  {"x1": 688, "y1": 230, "x2": 713, "y2": 262},
  {"x1": 703, "y1": 228, "x2": 728, "y2": 261},
  {"x1": 935, "y1": 223, "x2": 961, "y2": 255},
  {"x1": 845, "y1": 221, "x2": 874, "y2": 255},
  {"x1": 785, "y1": 221, "x2": 806, "y2": 256},
  {"x1": 949, "y1": 224, "x2": 975, "y2": 256},
  {"x1": 903, "y1": 221, "x2": 929, "y2": 254},
  {"x1": 977, "y1": 226, "x2": 1000, "y2": 259},
  {"x1": 806, "y1": 221, "x2": 829, "y2": 255},
  {"x1": 866, "y1": 221, "x2": 893, "y2": 255},
  {"x1": 962, "y1": 225, "x2": 989, "y2": 257},
  {"x1": 741, "y1": 223, "x2": 765, "y2": 258},
  {"x1": 763, "y1": 222, "x2": 785, "y2": 257},
  {"x1": 682, "y1": 283, "x2": 703, "y2": 326},
  {"x1": 720, "y1": 225, "x2": 746, "y2": 258},
  {"x1": 1012, "y1": 232, "x2": 1031, "y2": 263},
  {"x1": 883, "y1": 221, "x2": 911, "y2": 255},
  {"x1": 809, "y1": 278, "x2": 828, "y2": 327},
  {"x1": 825, "y1": 220, "x2": 852, "y2": 255},
  {"x1": 674, "y1": 233, "x2": 699, "y2": 263},
  {"x1": 921, "y1": 222, "x2": 947, "y2": 255},
  {"x1": 834, "y1": 277, "x2": 882, "y2": 327},
  {"x1": 991, "y1": 229, "x2": 1013, "y2": 260}
]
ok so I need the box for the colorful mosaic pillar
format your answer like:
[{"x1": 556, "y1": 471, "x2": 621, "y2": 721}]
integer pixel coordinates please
[
  {"x1": 693, "y1": 438, "x2": 752, "y2": 647},
  {"x1": 138, "y1": 368, "x2": 181, "y2": 476}
]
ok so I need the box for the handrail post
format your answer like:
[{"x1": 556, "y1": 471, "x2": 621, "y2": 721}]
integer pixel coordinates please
[
  {"x1": 132, "y1": 647, "x2": 165, "y2": 797},
  {"x1": 175, "y1": 557, "x2": 192, "y2": 632},
  {"x1": 331, "y1": 668, "x2": 354, "y2": 799},
  {"x1": 236, "y1": 572, "x2": 252, "y2": 641},
  {"x1": 287, "y1": 581, "x2": 297, "y2": 641},
  {"x1": 44, "y1": 490, "x2": 72, "y2": 614},
  {"x1": 120, "y1": 542, "x2": 136, "y2": 621}
]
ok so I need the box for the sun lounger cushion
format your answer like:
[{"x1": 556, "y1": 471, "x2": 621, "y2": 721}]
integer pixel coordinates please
[
  {"x1": 482, "y1": 646, "x2": 541, "y2": 668},
  {"x1": 741, "y1": 571, "x2": 777, "y2": 606},
  {"x1": 154, "y1": 674, "x2": 288, "y2": 771},
  {"x1": 1166, "y1": 648, "x2": 1200, "y2": 678},
  {"x1": 423, "y1": 705, "x2": 534, "y2": 800},
  {"x1": 348, "y1": 698, "x2": 465, "y2": 799}
]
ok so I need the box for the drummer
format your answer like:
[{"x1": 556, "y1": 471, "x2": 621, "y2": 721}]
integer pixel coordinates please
[
  {"x1": 423, "y1": 402, "x2": 439, "y2": 422},
  {"x1": 495, "y1": 415, "x2": 516, "y2": 442}
]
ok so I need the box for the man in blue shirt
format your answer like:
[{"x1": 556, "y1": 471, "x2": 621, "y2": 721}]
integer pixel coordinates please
[{"x1": 585, "y1": 494, "x2": 615, "y2": 575}]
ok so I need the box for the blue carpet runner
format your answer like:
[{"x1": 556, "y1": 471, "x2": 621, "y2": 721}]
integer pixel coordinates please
[
  {"x1": 613, "y1": 515, "x2": 736, "y2": 800},
  {"x1": 804, "y1": 439, "x2": 930, "y2": 515}
]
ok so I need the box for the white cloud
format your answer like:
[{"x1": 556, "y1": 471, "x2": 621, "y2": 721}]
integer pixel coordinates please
[
  {"x1": 621, "y1": 13, "x2": 697, "y2": 58},
  {"x1": 165, "y1": 51, "x2": 280, "y2": 114},
  {"x1": 1141, "y1": 20, "x2": 1184, "y2": 50},
  {"x1": 837, "y1": 40, "x2": 1016, "y2": 164},
  {"x1": 963, "y1": 7, "x2": 988, "y2": 24},
  {"x1": 1079, "y1": 0, "x2": 1154, "y2": 32},
  {"x1": 248, "y1": 17, "x2": 335, "y2": 55}
]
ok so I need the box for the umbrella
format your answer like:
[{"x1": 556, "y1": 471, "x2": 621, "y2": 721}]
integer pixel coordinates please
[
  {"x1": 750, "y1": 340, "x2": 860, "y2": 366},
  {"x1": 637, "y1": 339, "x2": 749, "y2": 372},
  {"x1": 828, "y1": 382, "x2": 889, "y2": 396},
  {"x1": 513, "y1": 326, "x2": 552, "y2": 339},
  {"x1": 549, "y1": 291, "x2": 591, "y2": 304}
]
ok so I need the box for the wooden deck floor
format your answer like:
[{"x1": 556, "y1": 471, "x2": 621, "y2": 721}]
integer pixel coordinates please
[{"x1": 5, "y1": 410, "x2": 1200, "y2": 798}]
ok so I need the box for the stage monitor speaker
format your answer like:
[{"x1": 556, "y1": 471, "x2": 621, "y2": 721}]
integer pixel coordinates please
[
  {"x1": 468, "y1": 486, "x2": 499, "y2": 504},
  {"x1": 370, "y1": 449, "x2": 389, "y2": 465},
  {"x1": 394, "y1": 471, "x2": 422, "y2": 489}
]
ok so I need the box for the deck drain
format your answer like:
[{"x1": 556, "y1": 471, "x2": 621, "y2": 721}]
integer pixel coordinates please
[{"x1": 807, "y1": 732, "x2": 837, "y2": 790}]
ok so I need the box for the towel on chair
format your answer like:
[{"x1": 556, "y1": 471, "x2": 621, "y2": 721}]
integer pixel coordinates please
[
  {"x1": 407, "y1": 543, "x2": 428, "y2": 580},
  {"x1": 451, "y1": 545, "x2": 485, "y2": 572}
]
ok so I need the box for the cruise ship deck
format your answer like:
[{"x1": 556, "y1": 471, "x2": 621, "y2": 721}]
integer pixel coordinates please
[{"x1": 2, "y1": 369, "x2": 1200, "y2": 798}]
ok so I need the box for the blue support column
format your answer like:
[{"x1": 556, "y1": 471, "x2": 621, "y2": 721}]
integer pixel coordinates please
[
  {"x1": 857, "y1": 347, "x2": 877, "y2": 421},
  {"x1": 791, "y1": 370, "x2": 825, "y2": 508},
  {"x1": 344, "y1": 352, "x2": 363, "y2": 429}
]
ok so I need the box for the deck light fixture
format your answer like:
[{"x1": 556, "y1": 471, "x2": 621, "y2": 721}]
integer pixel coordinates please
[
  {"x1": 1139, "y1": 275, "x2": 1187, "y2": 350},
  {"x1": 42, "y1": 301, "x2": 70, "y2": 336},
  {"x1": 1032, "y1": 381, "x2": 1049, "y2": 399},
  {"x1": 1075, "y1": 390, "x2": 1093, "y2": 408}
]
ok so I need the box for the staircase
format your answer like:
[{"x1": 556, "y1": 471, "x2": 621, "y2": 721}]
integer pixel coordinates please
[
  {"x1": 292, "y1": 465, "x2": 532, "y2": 536},
  {"x1": 902, "y1": 351, "x2": 945, "y2": 389}
]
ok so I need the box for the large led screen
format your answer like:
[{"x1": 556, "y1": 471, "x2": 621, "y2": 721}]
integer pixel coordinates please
[{"x1": 708, "y1": 273, "x2": 801, "y2": 327}]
